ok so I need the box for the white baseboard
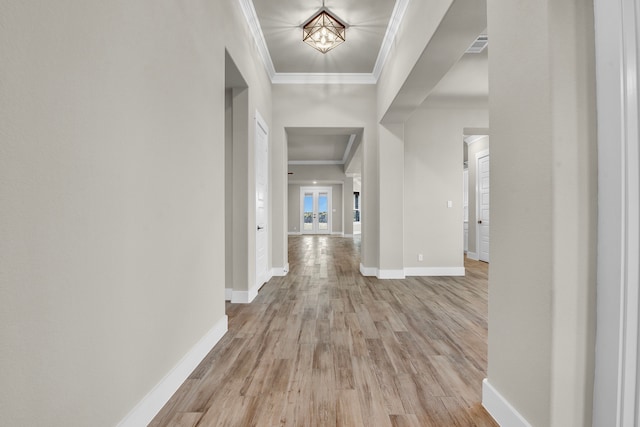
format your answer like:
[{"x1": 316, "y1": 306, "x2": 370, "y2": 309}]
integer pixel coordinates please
[
  {"x1": 343, "y1": 234, "x2": 354, "y2": 237},
  {"x1": 231, "y1": 288, "x2": 257, "y2": 303},
  {"x1": 466, "y1": 251, "x2": 479, "y2": 261},
  {"x1": 482, "y1": 379, "x2": 531, "y2": 427},
  {"x1": 360, "y1": 263, "x2": 378, "y2": 277},
  {"x1": 288, "y1": 231, "x2": 301, "y2": 236},
  {"x1": 271, "y1": 263, "x2": 289, "y2": 276},
  {"x1": 404, "y1": 267, "x2": 465, "y2": 276},
  {"x1": 232, "y1": 275, "x2": 267, "y2": 304},
  {"x1": 377, "y1": 269, "x2": 406, "y2": 279},
  {"x1": 117, "y1": 315, "x2": 228, "y2": 427},
  {"x1": 224, "y1": 288, "x2": 232, "y2": 301}
]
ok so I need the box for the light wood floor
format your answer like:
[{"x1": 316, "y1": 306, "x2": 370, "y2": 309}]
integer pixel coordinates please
[{"x1": 151, "y1": 235, "x2": 497, "y2": 426}]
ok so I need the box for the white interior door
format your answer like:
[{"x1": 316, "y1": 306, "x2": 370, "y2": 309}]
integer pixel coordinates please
[
  {"x1": 255, "y1": 111, "x2": 269, "y2": 288},
  {"x1": 300, "y1": 187, "x2": 331, "y2": 234},
  {"x1": 463, "y1": 168, "x2": 469, "y2": 253},
  {"x1": 477, "y1": 151, "x2": 490, "y2": 262}
]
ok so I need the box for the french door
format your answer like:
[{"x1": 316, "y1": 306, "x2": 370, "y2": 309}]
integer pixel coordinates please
[{"x1": 300, "y1": 187, "x2": 331, "y2": 234}]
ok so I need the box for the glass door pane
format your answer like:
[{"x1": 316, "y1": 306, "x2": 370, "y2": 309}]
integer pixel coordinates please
[
  {"x1": 303, "y1": 193, "x2": 314, "y2": 231},
  {"x1": 318, "y1": 192, "x2": 328, "y2": 231}
]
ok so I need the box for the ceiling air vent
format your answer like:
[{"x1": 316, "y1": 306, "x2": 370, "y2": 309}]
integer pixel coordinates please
[{"x1": 466, "y1": 35, "x2": 488, "y2": 53}]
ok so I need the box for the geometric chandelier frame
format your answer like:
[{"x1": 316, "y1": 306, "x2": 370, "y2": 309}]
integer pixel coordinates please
[{"x1": 302, "y1": 8, "x2": 346, "y2": 54}]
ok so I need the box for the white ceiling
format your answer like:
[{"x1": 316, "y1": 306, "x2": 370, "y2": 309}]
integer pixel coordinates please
[{"x1": 252, "y1": 0, "x2": 396, "y2": 74}]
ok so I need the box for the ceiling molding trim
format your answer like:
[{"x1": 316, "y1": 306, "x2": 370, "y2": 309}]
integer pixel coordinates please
[
  {"x1": 238, "y1": 0, "x2": 276, "y2": 79},
  {"x1": 372, "y1": 0, "x2": 411, "y2": 80},
  {"x1": 464, "y1": 135, "x2": 488, "y2": 146},
  {"x1": 272, "y1": 73, "x2": 377, "y2": 85},
  {"x1": 342, "y1": 134, "x2": 357, "y2": 163},
  {"x1": 289, "y1": 180, "x2": 345, "y2": 185},
  {"x1": 240, "y1": 0, "x2": 410, "y2": 84},
  {"x1": 288, "y1": 160, "x2": 344, "y2": 165}
]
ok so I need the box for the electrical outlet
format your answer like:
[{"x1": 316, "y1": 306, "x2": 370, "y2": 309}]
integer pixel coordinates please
[{"x1": 418, "y1": 253, "x2": 423, "y2": 261}]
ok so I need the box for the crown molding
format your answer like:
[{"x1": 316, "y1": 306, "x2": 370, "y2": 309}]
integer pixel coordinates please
[
  {"x1": 239, "y1": 0, "x2": 411, "y2": 85},
  {"x1": 464, "y1": 135, "x2": 488, "y2": 146},
  {"x1": 372, "y1": 0, "x2": 410, "y2": 80},
  {"x1": 238, "y1": 0, "x2": 276, "y2": 79},
  {"x1": 288, "y1": 160, "x2": 344, "y2": 165},
  {"x1": 272, "y1": 73, "x2": 376, "y2": 85}
]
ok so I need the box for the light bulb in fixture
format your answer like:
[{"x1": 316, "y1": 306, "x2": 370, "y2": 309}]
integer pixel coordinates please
[{"x1": 302, "y1": 9, "x2": 346, "y2": 54}]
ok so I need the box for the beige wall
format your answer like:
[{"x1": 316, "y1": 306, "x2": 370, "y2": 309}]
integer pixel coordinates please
[
  {"x1": 466, "y1": 136, "x2": 489, "y2": 258},
  {"x1": 272, "y1": 84, "x2": 378, "y2": 268},
  {"x1": 404, "y1": 108, "x2": 488, "y2": 269},
  {"x1": 0, "y1": 1, "x2": 271, "y2": 425},
  {"x1": 486, "y1": 0, "x2": 597, "y2": 425},
  {"x1": 378, "y1": 124, "x2": 405, "y2": 273}
]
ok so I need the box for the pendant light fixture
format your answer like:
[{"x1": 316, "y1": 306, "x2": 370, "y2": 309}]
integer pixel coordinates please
[{"x1": 302, "y1": 1, "x2": 346, "y2": 54}]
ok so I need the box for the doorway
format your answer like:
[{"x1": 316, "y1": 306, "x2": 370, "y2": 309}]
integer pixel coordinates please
[
  {"x1": 255, "y1": 110, "x2": 269, "y2": 288},
  {"x1": 300, "y1": 187, "x2": 332, "y2": 234},
  {"x1": 476, "y1": 149, "x2": 490, "y2": 262}
]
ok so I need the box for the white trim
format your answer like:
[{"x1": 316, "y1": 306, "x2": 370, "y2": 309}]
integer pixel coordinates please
[
  {"x1": 288, "y1": 160, "x2": 344, "y2": 165},
  {"x1": 377, "y1": 269, "x2": 406, "y2": 279},
  {"x1": 271, "y1": 263, "x2": 289, "y2": 276},
  {"x1": 289, "y1": 179, "x2": 344, "y2": 185},
  {"x1": 343, "y1": 233, "x2": 354, "y2": 238},
  {"x1": 238, "y1": 0, "x2": 275, "y2": 79},
  {"x1": 617, "y1": 2, "x2": 640, "y2": 426},
  {"x1": 372, "y1": 0, "x2": 411, "y2": 80},
  {"x1": 272, "y1": 73, "x2": 376, "y2": 85},
  {"x1": 404, "y1": 267, "x2": 465, "y2": 276},
  {"x1": 359, "y1": 263, "x2": 378, "y2": 277},
  {"x1": 117, "y1": 316, "x2": 228, "y2": 427},
  {"x1": 593, "y1": 0, "x2": 640, "y2": 425},
  {"x1": 466, "y1": 251, "x2": 479, "y2": 261},
  {"x1": 331, "y1": 232, "x2": 344, "y2": 236},
  {"x1": 231, "y1": 283, "x2": 260, "y2": 304},
  {"x1": 288, "y1": 231, "x2": 302, "y2": 236},
  {"x1": 464, "y1": 135, "x2": 487, "y2": 146},
  {"x1": 225, "y1": 288, "x2": 233, "y2": 301},
  {"x1": 482, "y1": 379, "x2": 532, "y2": 427},
  {"x1": 341, "y1": 134, "x2": 357, "y2": 163}
]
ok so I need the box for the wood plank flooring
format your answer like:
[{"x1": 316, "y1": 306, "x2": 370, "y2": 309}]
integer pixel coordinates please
[{"x1": 150, "y1": 235, "x2": 497, "y2": 426}]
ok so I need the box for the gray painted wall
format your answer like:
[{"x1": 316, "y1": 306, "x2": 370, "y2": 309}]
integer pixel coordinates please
[
  {"x1": 0, "y1": 1, "x2": 272, "y2": 425},
  {"x1": 403, "y1": 108, "x2": 488, "y2": 269}
]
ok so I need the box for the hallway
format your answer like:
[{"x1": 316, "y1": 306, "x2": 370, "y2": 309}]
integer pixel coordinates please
[{"x1": 151, "y1": 236, "x2": 497, "y2": 426}]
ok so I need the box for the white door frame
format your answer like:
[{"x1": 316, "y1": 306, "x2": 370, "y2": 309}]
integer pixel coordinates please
[
  {"x1": 254, "y1": 110, "x2": 269, "y2": 290},
  {"x1": 475, "y1": 149, "x2": 489, "y2": 262},
  {"x1": 593, "y1": 0, "x2": 640, "y2": 425},
  {"x1": 300, "y1": 186, "x2": 332, "y2": 234}
]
